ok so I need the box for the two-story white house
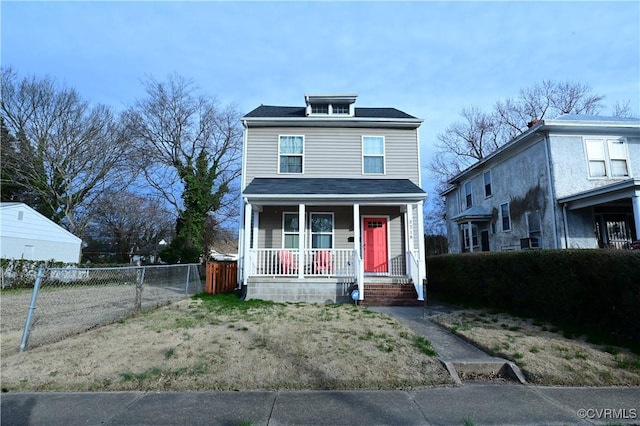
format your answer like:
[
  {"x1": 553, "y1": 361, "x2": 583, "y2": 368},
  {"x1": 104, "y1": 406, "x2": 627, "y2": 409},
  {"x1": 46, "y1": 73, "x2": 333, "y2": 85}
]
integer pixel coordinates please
[
  {"x1": 237, "y1": 94, "x2": 427, "y2": 304},
  {"x1": 443, "y1": 115, "x2": 640, "y2": 253}
]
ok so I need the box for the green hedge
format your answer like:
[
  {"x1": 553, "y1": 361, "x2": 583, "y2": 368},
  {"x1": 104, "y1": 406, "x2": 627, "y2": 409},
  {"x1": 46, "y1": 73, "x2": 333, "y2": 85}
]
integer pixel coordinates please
[{"x1": 427, "y1": 250, "x2": 640, "y2": 343}]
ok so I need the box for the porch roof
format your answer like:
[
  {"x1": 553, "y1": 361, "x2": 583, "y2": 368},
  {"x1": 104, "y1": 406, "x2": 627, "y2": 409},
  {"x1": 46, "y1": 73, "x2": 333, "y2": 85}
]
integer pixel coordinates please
[
  {"x1": 451, "y1": 206, "x2": 492, "y2": 223},
  {"x1": 557, "y1": 178, "x2": 640, "y2": 210},
  {"x1": 243, "y1": 178, "x2": 426, "y2": 205}
]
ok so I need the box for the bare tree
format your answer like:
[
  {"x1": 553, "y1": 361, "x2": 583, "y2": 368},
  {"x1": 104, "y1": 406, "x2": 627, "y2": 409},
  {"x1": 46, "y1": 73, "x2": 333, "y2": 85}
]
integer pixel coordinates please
[
  {"x1": 0, "y1": 67, "x2": 133, "y2": 235},
  {"x1": 495, "y1": 80, "x2": 604, "y2": 140},
  {"x1": 611, "y1": 100, "x2": 634, "y2": 118},
  {"x1": 87, "y1": 190, "x2": 175, "y2": 263},
  {"x1": 427, "y1": 106, "x2": 500, "y2": 185},
  {"x1": 124, "y1": 74, "x2": 243, "y2": 261},
  {"x1": 426, "y1": 79, "x2": 611, "y2": 243}
]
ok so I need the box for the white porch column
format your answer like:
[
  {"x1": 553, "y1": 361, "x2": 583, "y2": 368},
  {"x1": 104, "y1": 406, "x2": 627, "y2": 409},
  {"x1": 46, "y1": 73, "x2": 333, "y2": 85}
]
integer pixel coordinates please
[
  {"x1": 353, "y1": 203, "x2": 363, "y2": 301},
  {"x1": 416, "y1": 201, "x2": 427, "y2": 301},
  {"x1": 467, "y1": 221, "x2": 473, "y2": 253},
  {"x1": 633, "y1": 194, "x2": 640, "y2": 241},
  {"x1": 242, "y1": 202, "x2": 252, "y2": 283},
  {"x1": 252, "y1": 209, "x2": 260, "y2": 252},
  {"x1": 298, "y1": 203, "x2": 306, "y2": 279}
]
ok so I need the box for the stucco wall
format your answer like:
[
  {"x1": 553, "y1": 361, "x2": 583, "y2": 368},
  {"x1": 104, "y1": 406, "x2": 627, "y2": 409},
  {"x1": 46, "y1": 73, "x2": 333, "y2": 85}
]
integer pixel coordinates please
[
  {"x1": 446, "y1": 137, "x2": 555, "y2": 253},
  {"x1": 549, "y1": 134, "x2": 640, "y2": 199}
]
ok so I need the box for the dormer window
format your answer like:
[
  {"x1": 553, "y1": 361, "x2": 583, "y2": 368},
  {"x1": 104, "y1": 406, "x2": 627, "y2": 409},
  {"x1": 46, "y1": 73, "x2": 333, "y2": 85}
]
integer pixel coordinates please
[
  {"x1": 311, "y1": 104, "x2": 329, "y2": 114},
  {"x1": 305, "y1": 94, "x2": 357, "y2": 117},
  {"x1": 332, "y1": 104, "x2": 350, "y2": 114}
]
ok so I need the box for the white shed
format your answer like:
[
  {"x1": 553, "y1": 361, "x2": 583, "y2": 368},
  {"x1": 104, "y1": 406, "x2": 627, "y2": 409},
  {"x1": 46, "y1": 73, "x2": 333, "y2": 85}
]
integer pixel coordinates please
[{"x1": 0, "y1": 203, "x2": 82, "y2": 263}]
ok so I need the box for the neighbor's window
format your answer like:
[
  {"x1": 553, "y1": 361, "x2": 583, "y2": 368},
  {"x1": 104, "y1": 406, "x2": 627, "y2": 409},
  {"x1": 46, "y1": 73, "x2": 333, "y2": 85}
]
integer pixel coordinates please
[
  {"x1": 279, "y1": 135, "x2": 304, "y2": 174},
  {"x1": 464, "y1": 182, "x2": 473, "y2": 208},
  {"x1": 310, "y1": 213, "x2": 334, "y2": 249},
  {"x1": 283, "y1": 213, "x2": 300, "y2": 248},
  {"x1": 484, "y1": 170, "x2": 492, "y2": 197},
  {"x1": 608, "y1": 139, "x2": 630, "y2": 177},
  {"x1": 363, "y1": 136, "x2": 385, "y2": 174},
  {"x1": 526, "y1": 211, "x2": 541, "y2": 240},
  {"x1": 501, "y1": 202, "x2": 511, "y2": 232},
  {"x1": 462, "y1": 225, "x2": 478, "y2": 249},
  {"x1": 585, "y1": 138, "x2": 629, "y2": 178}
]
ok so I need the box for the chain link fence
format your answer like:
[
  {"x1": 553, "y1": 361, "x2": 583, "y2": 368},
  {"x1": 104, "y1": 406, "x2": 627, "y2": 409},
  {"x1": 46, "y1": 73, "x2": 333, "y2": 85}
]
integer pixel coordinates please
[{"x1": 0, "y1": 264, "x2": 203, "y2": 353}]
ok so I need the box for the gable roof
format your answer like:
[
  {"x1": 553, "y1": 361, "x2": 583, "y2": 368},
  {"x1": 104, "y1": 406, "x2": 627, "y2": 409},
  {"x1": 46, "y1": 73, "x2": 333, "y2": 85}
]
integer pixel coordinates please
[
  {"x1": 244, "y1": 105, "x2": 418, "y2": 120},
  {"x1": 0, "y1": 202, "x2": 82, "y2": 243}
]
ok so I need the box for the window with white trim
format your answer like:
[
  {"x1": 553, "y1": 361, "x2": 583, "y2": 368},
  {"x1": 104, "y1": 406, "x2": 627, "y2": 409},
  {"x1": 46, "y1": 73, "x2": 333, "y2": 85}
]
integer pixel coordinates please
[
  {"x1": 484, "y1": 170, "x2": 492, "y2": 197},
  {"x1": 310, "y1": 213, "x2": 333, "y2": 249},
  {"x1": 362, "y1": 136, "x2": 385, "y2": 174},
  {"x1": 462, "y1": 224, "x2": 478, "y2": 250},
  {"x1": 332, "y1": 104, "x2": 350, "y2": 114},
  {"x1": 311, "y1": 104, "x2": 328, "y2": 114},
  {"x1": 464, "y1": 182, "x2": 473, "y2": 208},
  {"x1": 501, "y1": 202, "x2": 511, "y2": 232},
  {"x1": 585, "y1": 138, "x2": 629, "y2": 178},
  {"x1": 283, "y1": 213, "x2": 299, "y2": 248},
  {"x1": 279, "y1": 135, "x2": 304, "y2": 174}
]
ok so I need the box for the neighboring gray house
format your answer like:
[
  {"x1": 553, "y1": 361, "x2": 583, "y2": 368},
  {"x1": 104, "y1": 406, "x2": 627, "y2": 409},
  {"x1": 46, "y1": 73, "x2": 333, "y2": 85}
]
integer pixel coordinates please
[
  {"x1": 443, "y1": 115, "x2": 640, "y2": 253},
  {"x1": 238, "y1": 94, "x2": 427, "y2": 303},
  {"x1": 0, "y1": 202, "x2": 82, "y2": 263}
]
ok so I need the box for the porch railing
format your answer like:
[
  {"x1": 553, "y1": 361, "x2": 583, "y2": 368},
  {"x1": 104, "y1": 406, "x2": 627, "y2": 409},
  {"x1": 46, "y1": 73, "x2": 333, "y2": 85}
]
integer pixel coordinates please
[
  {"x1": 249, "y1": 248, "x2": 355, "y2": 278},
  {"x1": 406, "y1": 250, "x2": 422, "y2": 300}
]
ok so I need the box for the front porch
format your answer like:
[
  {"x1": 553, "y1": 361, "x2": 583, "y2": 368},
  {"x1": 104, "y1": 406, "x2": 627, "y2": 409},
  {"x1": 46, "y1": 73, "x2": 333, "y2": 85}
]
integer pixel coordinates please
[
  {"x1": 558, "y1": 178, "x2": 640, "y2": 250},
  {"x1": 238, "y1": 182, "x2": 427, "y2": 303}
]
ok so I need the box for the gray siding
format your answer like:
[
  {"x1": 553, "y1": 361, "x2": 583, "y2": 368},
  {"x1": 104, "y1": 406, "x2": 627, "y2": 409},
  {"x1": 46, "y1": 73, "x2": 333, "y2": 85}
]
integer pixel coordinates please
[
  {"x1": 244, "y1": 126, "x2": 420, "y2": 186},
  {"x1": 254, "y1": 205, "x2": 407, "y2": 275}
]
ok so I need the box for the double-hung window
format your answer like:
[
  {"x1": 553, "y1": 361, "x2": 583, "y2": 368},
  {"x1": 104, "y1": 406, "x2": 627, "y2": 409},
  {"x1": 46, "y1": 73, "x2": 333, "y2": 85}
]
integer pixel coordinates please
[
  {"x1": 279, "y1": 136, "x2": 304, "y2": 174},
  {"x1": 362, "y1": 136, "x2": 385, "y2": 174},
  {"x1": 585, "y1": 138, "x2": 629, "y2": 178},
  {"x1": 283, "y1": 213, "x2": 300, "y2": 248},
  {"x1": 310, "y1": 213, "x2": 333, "y2": 249},
  {"x1": 464, "y1": 182, "x2": 473, "y2": 209},
  {"x1": 501, "y1": 202, "x2": 511, "y2": 232},
  {"x1": 483, "y1": 170, "x2": 492, "y2": 197},
  {"x1": 526, "y1": 211, "x2": 542, "y2": 240}
]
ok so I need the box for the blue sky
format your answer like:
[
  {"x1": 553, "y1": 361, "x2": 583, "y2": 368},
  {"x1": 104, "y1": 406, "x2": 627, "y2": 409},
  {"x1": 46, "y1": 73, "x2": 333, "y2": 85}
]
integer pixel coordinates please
[{"x1": 2, "y1": 1, "x2": 639, "y2": 198}]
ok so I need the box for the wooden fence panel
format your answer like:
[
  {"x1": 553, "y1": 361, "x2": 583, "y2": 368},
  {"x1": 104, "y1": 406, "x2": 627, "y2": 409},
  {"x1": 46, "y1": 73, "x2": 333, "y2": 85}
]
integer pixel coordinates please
[{"x1": 205, "y1": 261, "x2": 238, "y2": 294}]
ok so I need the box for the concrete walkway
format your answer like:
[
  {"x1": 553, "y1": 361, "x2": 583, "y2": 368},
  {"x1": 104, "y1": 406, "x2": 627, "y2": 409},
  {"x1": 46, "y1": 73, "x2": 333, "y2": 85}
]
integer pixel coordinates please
[
  {"x1": 2, "y1": 303, "x2": 639, "y2": 425},
  {"x1": 2, "y1": 386, "x2": 639, "y2": 425},
  {"x1": 371, "y1": 304, "x2": 506, "y2": 362}
]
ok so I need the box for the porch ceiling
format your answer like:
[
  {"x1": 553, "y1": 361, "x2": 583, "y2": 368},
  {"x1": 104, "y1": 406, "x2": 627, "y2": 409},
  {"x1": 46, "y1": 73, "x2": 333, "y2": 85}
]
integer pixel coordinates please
[
  {"x1": 558, "y1": 178, "x2": 640, "y2": 210},
  {"x1": 243, "y1": 178, "x2": 426, "y2": 205}
]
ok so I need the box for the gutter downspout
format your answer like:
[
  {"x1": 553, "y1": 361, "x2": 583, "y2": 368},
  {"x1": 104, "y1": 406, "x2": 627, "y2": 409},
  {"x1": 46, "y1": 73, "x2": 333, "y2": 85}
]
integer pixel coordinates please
[
  {"x1": 562, "y1": 204, "x2": 569, "y2": 249},
  {"x1": 542, "y1": 132, "x2": 560, "y2": 249},
  {"x1": 237, "y1": 120, "x2": 249, "y2": 286}
]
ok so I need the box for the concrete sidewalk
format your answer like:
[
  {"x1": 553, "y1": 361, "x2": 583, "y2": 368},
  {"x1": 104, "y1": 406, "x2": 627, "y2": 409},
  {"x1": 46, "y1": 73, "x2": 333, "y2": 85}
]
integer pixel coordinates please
[{"x1": 2, "y1": 385, "x2": 639, "y2": 425}]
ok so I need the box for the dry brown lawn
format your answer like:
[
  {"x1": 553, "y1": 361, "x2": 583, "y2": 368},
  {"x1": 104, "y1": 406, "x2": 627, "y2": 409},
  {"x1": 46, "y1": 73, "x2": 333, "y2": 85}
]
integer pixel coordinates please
[
  {"x1": 1, "y1": 294, "x2": 453, "y2": 392},
  {"x1": 432, "y1": 309, "x2": 640, "y2": 386}
]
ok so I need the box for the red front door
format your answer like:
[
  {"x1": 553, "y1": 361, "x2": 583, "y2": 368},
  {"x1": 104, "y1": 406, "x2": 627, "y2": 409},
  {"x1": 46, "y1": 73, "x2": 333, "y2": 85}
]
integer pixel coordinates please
[{"x1": 363, "y1": 217, "x2": 388, "y2": 273}]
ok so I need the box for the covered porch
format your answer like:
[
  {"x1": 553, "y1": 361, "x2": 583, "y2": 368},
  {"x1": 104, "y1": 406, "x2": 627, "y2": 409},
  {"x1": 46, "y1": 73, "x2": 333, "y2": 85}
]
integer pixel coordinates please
[
  {"x1": 558, "y1": 178, "x2": 640, "y2": 250},
  {"x1": 238, "y1": 178, "x2": 427, "y2": 303}
]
